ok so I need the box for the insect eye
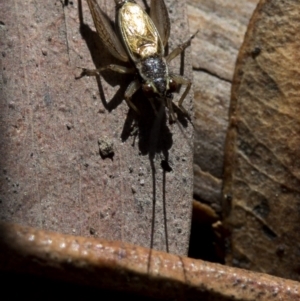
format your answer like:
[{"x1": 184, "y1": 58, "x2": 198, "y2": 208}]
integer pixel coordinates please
[
  {"x1": 168, "y1": 79, "x2": 177, "y2": 93},
  {"x1": 142, "y1": 83, "x2": 156, "y2": 98}
]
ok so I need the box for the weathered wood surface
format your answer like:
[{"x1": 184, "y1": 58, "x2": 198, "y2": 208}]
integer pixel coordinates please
[
  {"x1": 0, "y1": 0, "x2": 194, "y2": 255},
  {"x1": 223, "y1": 0, "x2": 300, "y2": 281},
  {"x1": 1, "y1": 222, "x2": 299, "y2": 301}
]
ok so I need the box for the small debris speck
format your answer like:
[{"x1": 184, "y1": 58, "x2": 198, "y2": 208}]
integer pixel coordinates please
[
  {"x1": 42, "y1": 48, "x2": 48, "y2": 56},
  {"x1": 98, "y1": 137, "x2": 114, "y2": 159}
]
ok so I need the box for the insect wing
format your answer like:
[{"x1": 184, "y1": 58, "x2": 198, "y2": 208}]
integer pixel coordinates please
[
  {"x1": 86, "y1": 0, "x2": 129, "y2": 62},
  {"x1": 150, "y1": 0, "x2": 170, "y2": 47},
  {"x1": 118, "y1": 2, "x2": 165, "y2": 62}
]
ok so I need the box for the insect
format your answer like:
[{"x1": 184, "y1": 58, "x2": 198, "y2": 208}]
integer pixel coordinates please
[{"x1": 79, "y1": 0, "x2": 197, "y2": 122}]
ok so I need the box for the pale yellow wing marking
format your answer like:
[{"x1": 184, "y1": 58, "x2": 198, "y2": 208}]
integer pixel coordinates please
[{"x1": 118, "y1": 2, "x2": 164, "y2": 61}]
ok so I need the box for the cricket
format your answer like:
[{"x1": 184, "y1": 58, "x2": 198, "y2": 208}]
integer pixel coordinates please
[{"x1": 79, "y1": 0, "x2": 197, "y2": 122}]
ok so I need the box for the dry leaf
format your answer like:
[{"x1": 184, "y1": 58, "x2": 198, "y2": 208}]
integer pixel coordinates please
[{"x1": 223, "y1": 0, "x2": 300, "y2": 280}]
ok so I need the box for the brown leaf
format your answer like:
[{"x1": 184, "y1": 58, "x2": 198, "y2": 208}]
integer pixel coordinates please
[{"x1": 223, "y1": 0, "x2": 300, "y2": 280}]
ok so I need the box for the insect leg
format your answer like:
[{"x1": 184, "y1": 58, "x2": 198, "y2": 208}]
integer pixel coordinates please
[
  {"x1": 166, "y1": 96, "x2": 177, "y2": 123},
  {"x1": 124, "y1": 79, "x2": 141, "y2": 115},
  {"x1": 169, "y1": 73, "x2": 191, "y2": 116},
  {"x1": 76, "y1": 65, "x2": 135, "y2": 78},
  {"x1": 166, "y1": 30, "x2": 198, "y2": 63}
]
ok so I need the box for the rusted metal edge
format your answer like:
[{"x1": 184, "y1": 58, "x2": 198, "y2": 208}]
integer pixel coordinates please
[{"x1": 0, "y1": 222, "x2": 298, "y2": 300}]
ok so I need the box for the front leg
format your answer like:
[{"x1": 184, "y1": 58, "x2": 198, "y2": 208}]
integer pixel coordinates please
[
  {"x1": 76, "y1": 64, "x2": 135, "y2": 79},
  {"x1": 166, "y1": 31, "x2": 198, "y2": 63}
]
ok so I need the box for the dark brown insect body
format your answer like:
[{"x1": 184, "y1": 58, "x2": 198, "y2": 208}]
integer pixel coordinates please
[{"x1": 80, "y1": 0, "x2": 197, "y2": 122}]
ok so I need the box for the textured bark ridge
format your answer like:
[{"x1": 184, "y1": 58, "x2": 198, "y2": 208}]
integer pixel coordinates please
[
  {"x1": 0, "y1": 0, "x2": 194, "y2": 255},
  {"x1": 223, "y1": 0, "x2": 300, "y2": 280}
]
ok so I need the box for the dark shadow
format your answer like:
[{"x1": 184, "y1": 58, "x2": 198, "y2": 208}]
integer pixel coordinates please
[
  {"x1": 142, "y1": 0, "x2": 150, "y2": 12},
  {"x1": 188, "y1": 221, "x2": 221, "y2": 262},
  {"x1": 188, "y1": 199, "x2": 225, "y2": 263},
  {"x1": 147, "y1": 105, "x2": 171, "y2": 255},
  {"x1": 0, "y1": 270, "x2": 168, "y2": 301},
  {"x1": 147, "y1": 157, "x2": 156, "y2": 273},
  {"x1": 146, "y1": 107, "x2": 175, "y2": 268},
  {"x1": 61, "y1": 0, "x2": 74, "y2": 7},
  {"x1": 162, "y1": 162, "x2": 169, "y2": 253}
]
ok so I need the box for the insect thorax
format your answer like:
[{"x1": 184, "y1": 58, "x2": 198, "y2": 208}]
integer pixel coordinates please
[{"x1": 137, "y1": 55, "x2": 169, "y2": 96}]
